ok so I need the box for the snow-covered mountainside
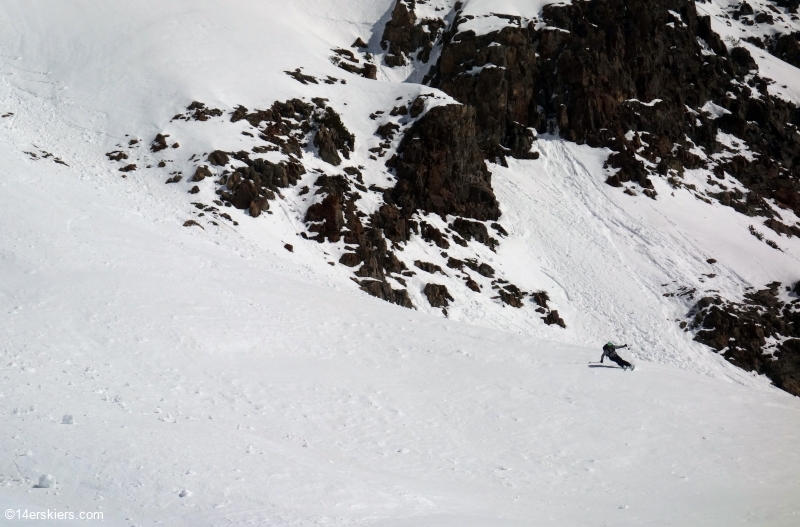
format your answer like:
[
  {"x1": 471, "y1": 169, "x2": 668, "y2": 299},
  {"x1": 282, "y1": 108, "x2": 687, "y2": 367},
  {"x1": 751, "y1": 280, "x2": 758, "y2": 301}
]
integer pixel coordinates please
[{"x1": 1, "y1": 0, "x2": 800, "y2": 525}]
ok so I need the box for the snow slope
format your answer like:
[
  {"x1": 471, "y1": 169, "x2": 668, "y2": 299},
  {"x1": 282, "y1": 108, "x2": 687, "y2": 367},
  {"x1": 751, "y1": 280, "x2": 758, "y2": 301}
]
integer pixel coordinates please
[
  {"x1": 2, "y1": 124, "x2": 800, "y2": 526},
  {"x1": 1, "y1": 0, "x2": 800, "y2": 525}
]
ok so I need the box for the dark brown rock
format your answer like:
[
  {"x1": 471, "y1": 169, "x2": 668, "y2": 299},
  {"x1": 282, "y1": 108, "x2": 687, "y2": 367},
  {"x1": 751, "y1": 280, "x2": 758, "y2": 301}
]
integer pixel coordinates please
[
  {"x1": 249, "y1": 200, "x2": 265, "y2": 217},
  {"x1": 393, "y1": 104, "x2": 500, "y2": 221},
  {"x1": 312, "y1": 107, "x2": 355, "y2": 165},
  {"x1": 490, "y1": 222, "x2": 508, "y2": 237},
  {"x1": 499, "y1": 288, "x2": 524, "y2": 308},
  {"x1": 106, "y1": 151, "x2": 128, "y2": 162},
  {"x1": 414, "y1": 260, "x2": 446, "y2": 275},
  {"x1": 766, "y1": 32, "x2": 800, "y2": 69},
  {"x1": 424, "y1": 283, "x2": 453, "y2": 308},
  {"x1": 543, "y1": 310, "x2": 566, "y2": 328},
  {"x1": 409, "y1": 96, "x2": 426, "y2": 118},
  {"x1": 284, "y1": 69, "x2": 318, "y2": 85},
  {"x1": 363, "y1": 64, "x2": 378, "y2": 80},
  {"x1": 420, "y1": 222, "x2": 450, "y2": 249},
  {"x1": 305, "y1": 194, "x2": 344, "y2": 242},
  {"x1": 530, "y1": 291, "x2": 550, "y2": 309},
  {"x1": 208, "y1": 150, "x2": 230, "y2": 166},
  {"x1": 151, "y1": 134, "x2": 168, "y2": 152},
  {"x1": 423, "y1": 0, "x2": 800, "y2": 213},
  {"x1": 230, "y1": 105, "x2": 248, "y2": 122},
  {"x1": 730, "y1": 46, "x2": 757, "y2": 70},
  {"x1": 447, "y1": 257, "x2": 464, "y2": 270},
  {"x1": 233, "y1": 179, "x2": 266, "y2": 209},
  {"x1": 381, "y1": 0, "x2": 416, "y2": 65},
  {"x1": 192, "y1": 166, "x2": 212, "y2": 182},
  {"x1": 314, "y1": 125, "x2": 342, "y2": 165},
  {"x1": 465, "y1": 277, "x2": 481, "y2": 292},
  {"x1": 433, "y1": 24, "x2": 538, "y2": 158},
  {"x1": 449, "y1": 257, "x2": 495, "y2": 278},
  {"x1": 184, "y1": 101, "x2": 223, "y2": 121},
  {"x1": 376, "y1": 122, "x2": 400, "y2": 140},
  {"x1": 339, "y1": 253, "x2": 361, "y2": 267},
  {"x1": 370, "y1": 204, "x2": 410, "y2": 243},
  {"x1": 360, "y1": 280, "x2": 413, "y2": 308},
  {"x1": 450, "y1": 218, "x2": 498, "y2": 250},
  {"x1": 331, "y1": 59, "x2": 378, "y2": 80},
  {"x1": 390, "y1": 105, "x2": 409, "y2": 116},
  {"x1": 381, "y1": 1, "x2": 445, "y2": 65}
]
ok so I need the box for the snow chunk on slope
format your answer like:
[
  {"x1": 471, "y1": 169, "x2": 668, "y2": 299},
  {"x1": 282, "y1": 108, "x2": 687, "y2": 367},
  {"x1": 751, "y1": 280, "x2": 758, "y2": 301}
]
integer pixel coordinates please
[{"x1": 701, "y1": 100, "x2": 731, "y2": 118}]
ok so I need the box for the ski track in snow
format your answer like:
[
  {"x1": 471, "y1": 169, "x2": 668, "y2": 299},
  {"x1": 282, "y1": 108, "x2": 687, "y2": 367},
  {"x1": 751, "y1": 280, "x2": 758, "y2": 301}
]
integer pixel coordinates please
[
  {"x1": 0, "y1": 1, "x2": 800, "y2": 526},
  {"x1": 493, "y1": 135, "x2": 799, "y2": 383}
]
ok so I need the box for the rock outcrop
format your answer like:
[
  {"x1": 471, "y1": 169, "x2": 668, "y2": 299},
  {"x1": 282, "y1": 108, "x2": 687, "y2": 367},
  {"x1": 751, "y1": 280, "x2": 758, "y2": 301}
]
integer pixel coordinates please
[
  {"x1": 423, "y1": 283, "x2": 453, "y2": 308},
  {"x1": 432, "y1": 22, "x2": 539, "y2": 160},
  {"x1": 766, "y1": 32, "x2": 800, "y2": 69},
  {"x1": 228, "y1": 99, "x2": 354, "y2": 165},
  {"x1": 689, "y1": 282, "x2": 800, "y2": 396},
  {"x1": 119, "y1": 86, "x2": 559, "y2": 318},
  {"x1": 381, "y1": 0, "x2": 445, "y2": 66},
  {"x1": 391, "y1": 103, "x2": 500, "y2": 221},
  {"x1": 303, "y1": 173, "x2": 413, "y2": 308},
  {"x1": 330, "y1": 48, "x2": 378, "y2": 80},
  {"x1": 418, "y1": 0, "x2": 800, "y2": 219}
]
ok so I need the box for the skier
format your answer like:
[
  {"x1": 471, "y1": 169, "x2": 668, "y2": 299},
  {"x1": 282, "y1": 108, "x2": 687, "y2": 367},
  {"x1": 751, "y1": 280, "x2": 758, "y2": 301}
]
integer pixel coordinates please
[{"x1": 601, "y1": 342, "x2": 634, "y2": 370}]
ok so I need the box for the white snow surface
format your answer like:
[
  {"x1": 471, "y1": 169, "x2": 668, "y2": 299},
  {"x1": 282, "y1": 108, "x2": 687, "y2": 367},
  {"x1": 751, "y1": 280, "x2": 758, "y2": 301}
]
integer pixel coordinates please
[{"x1": 1, "y1": 1, "x2": 800, "y2": 526}]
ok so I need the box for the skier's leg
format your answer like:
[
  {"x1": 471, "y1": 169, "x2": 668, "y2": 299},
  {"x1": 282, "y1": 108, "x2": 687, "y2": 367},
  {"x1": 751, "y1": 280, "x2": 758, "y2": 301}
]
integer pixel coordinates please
[{"x1": 610, "y1": 356, "x2": 626, "y2": 368}]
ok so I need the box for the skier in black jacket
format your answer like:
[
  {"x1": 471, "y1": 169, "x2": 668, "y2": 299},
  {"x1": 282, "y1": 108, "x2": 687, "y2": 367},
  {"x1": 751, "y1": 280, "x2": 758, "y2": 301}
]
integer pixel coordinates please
[{"x1": 601, "y1": 342, "x2": 633, "y2": 370}]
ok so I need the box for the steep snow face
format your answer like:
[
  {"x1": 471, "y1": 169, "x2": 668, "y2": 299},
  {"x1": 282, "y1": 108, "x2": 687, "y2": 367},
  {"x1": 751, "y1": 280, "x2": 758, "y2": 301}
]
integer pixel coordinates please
[
  {"x1": 1, "y1": 1, "x2": 800, "y2": 524},
  {"x1": 493, "y1": 135, "x2": 800, "y2": 371}
]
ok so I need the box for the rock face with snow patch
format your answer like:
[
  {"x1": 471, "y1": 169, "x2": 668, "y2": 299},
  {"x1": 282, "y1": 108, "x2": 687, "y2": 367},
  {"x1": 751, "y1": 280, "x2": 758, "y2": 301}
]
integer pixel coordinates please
[
  {"x1": 381, "y1": 0, "x2": 446, "y2": 66},
  {"x1": 689, "y1": 282, "x2": 800, "y2": 396},
  {"x1": 417, "y1": 0, "x2": 800, "y2": 224},
  {"x1": 431, "y1": 21, "x2": 539, "y2": 161},
  {"x1": 765, "y1": 32, "x2": 800, "y2": 68}
]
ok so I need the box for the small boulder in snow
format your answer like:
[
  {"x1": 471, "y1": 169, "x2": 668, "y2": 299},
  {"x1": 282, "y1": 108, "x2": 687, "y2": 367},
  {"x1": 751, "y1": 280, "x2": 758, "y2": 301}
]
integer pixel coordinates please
[{"x1": 61, "y1": 414, "x2": 74, "y2": 425}]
